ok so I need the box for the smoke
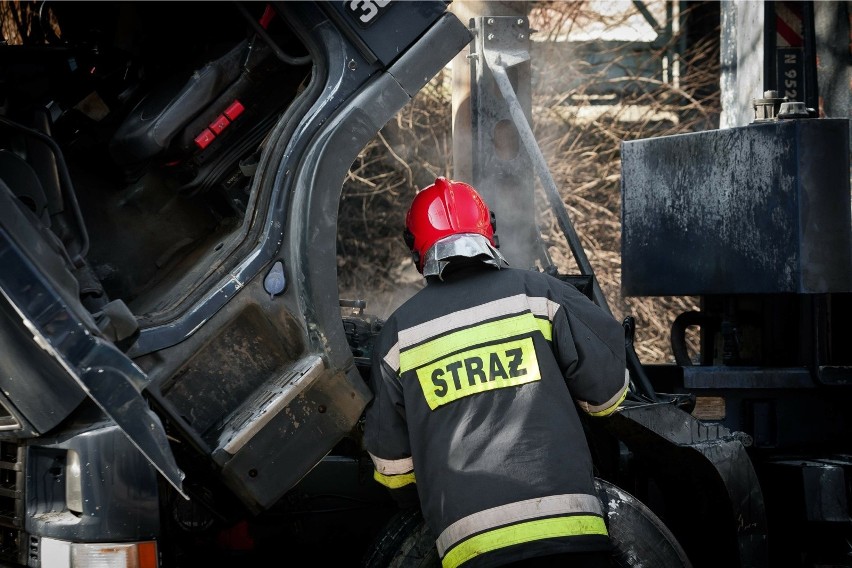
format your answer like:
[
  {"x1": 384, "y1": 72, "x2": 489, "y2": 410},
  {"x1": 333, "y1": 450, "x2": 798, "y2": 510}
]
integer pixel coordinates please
[{"x1": 337, "y1": 1, "x2": 721, "y2": 362}]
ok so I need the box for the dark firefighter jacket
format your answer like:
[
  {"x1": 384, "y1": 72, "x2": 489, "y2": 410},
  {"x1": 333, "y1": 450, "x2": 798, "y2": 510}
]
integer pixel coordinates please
[{"x1": 363, "y1": 264, "x2": 629, "y2": 568}]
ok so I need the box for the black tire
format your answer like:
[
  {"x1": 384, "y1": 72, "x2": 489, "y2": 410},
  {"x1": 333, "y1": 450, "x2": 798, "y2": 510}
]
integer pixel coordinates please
[
  {"x1": 362, "y1": 507, "x2": 440, "y2": 568},
  {"x1": 596, "y1": 478, "x2": 693, "y2": 568},
  {"x1": 362, "y1": 479, "x2": 692, "y2": 568}
]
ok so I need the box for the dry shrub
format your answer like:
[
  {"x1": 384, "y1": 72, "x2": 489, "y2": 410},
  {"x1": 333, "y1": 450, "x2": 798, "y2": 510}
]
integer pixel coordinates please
[
  {"x1": 338, "y1": 1, "x2": 720, "y2": 364},
  {"x1": 337, "y1": 71, "x2": 454, "y2": 317}
]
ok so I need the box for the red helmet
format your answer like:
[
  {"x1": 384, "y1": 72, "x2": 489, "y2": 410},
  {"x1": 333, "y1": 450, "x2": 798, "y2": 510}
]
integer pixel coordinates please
[{"x1": 404, "y1": 177, "x2": 498, "y2": 274}]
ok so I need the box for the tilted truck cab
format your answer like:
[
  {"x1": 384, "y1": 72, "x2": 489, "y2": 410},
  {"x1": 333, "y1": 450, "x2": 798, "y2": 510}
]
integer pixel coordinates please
[{"x1": 0, "y1": 2, "x2": 470, "y2": 565}]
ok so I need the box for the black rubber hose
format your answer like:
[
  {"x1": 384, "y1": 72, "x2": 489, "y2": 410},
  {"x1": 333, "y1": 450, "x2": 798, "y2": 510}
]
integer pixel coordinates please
[
  {"x1": 233, "y1": 2, "x2": 312, "y2": 67},
  {"x1": 671, "y1": 311, "x2": 715, "y2": 367}
]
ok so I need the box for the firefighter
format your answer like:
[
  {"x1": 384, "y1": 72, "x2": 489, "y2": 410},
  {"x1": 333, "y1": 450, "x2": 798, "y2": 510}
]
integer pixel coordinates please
[{"x1": 363, "y1": 177, "x2": 629, "y2": 568}]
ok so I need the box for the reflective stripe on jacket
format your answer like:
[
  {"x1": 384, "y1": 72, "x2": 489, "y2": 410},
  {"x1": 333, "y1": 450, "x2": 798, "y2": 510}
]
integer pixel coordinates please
[{"x1": 364, "y1": 266, "x2": 628, "y2": 567}]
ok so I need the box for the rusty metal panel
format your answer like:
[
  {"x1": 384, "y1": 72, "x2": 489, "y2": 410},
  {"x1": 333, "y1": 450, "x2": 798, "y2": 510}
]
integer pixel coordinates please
[{"x1": 621, "y1": 118, "x2": 852, "y2": 295}]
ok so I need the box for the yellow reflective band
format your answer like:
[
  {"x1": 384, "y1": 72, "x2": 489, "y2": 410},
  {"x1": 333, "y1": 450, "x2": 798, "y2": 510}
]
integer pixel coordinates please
[
  {"x1": 579, "y1": 372, "x2": 630, "y2": 417},
  {"x1": 398, "y1": 294, "x2": 560, "y2": 348},
  {"x1": 373, "y1": 469, "x2": 416, "y2": 489},
  {"x1": 416, "y1": 338, "x2": 541, "y2": 410},
  {"x1": 588, "y1": 385, "x2": 629, "y2": 417},
  {"x1": 436, "y1": 494, "x2": 603, "y2": 556},
  {"x1": 441, "y1": 515, "x2": 607, "y2": 568},
  {"x1": 400, "y1": 313, "x2": 551, "y2": 374}
]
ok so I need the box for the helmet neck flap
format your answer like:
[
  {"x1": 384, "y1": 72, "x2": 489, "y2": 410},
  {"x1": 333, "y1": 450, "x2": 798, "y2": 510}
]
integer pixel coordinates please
[{"x1": 421, "y1": 233, "x2": 509, "y2": 280}]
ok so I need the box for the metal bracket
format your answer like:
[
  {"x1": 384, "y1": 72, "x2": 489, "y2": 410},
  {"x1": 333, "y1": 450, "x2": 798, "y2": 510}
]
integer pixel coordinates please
[
  {"x1": 469, "y1": 16, "x2": 542, "y2": 272},
  {"x1": 474, "y1": 16, "x2": 612, "y2": 315}
]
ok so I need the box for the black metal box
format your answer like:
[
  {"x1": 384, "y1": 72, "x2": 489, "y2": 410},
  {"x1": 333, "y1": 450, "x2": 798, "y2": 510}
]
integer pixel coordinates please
[{"x1": 621, "y1": 119, "x2": 852, "y2": 295}]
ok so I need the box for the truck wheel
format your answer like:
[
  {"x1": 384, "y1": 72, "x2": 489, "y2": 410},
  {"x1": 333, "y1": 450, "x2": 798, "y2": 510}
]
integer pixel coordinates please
[
  {"x1": 597, "y1": 478, "x2": 693, "y2": 568},
  {"x1": 361, "y1": 507, "x2": 438, "y2": 568},
  {"x1": 362, "y1": 479, "x2": 692, "y2": 568}
]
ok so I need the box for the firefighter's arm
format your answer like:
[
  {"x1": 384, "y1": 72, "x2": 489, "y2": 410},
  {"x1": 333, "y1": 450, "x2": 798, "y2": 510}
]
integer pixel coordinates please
[
  {"x1": 552, "y1": 287, "x2": 629, "y2": 417},
  {"x1": 367, "y1": 452, "x2": 419, "y2": 508},
  {"x1": 363, "y1": 341, "x2": 419, "y2": 508}
]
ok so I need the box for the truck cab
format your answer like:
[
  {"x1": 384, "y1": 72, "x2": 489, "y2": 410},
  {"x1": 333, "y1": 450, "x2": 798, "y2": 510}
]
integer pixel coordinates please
[{"x1": 0, "y1": 2, "x2": 470, "y2": 565}]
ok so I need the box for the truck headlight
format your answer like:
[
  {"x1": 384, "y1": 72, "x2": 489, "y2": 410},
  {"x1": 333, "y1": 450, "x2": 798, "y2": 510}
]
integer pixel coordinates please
[
  {"x1": 66, "y1": 450, "x2": 83, "y2": 514},
  {"x1": 41, "y1": 538, "x2": 158, "y2": 568}
]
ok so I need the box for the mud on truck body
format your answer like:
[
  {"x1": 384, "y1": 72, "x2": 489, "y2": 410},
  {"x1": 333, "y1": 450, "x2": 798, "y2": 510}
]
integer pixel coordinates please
[
  {"x1": 0, "y1": 2, "x2": 469, "y2": 565},
  {"x1": 0, "y1": 1, "x2": 850, "y2": 568}
]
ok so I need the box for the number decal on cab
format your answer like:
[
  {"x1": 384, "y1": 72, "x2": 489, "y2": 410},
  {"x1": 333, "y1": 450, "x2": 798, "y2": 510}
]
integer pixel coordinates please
[{"x1": 346, "y1": 0, "x2": 392, "y2": 27}]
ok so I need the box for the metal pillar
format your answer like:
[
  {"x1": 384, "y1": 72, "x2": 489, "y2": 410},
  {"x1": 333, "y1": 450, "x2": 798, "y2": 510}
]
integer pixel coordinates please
[
  {"x1": 467, "y1": 15, "x2": 543, "y2": 272},
  {"x1": 470, "y1": 16, "x2": 612, "y2": 314}
]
